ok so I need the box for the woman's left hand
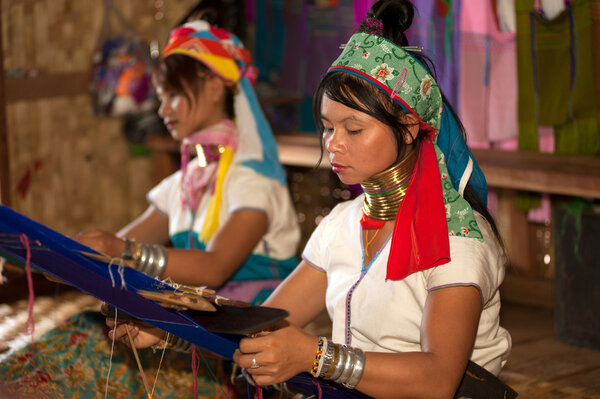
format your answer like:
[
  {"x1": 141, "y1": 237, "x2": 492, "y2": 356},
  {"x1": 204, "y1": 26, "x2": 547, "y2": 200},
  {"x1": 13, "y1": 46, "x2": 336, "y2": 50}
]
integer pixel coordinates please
[{"x1": 233, "y1": 322, "x2": 319, "y2": 387}]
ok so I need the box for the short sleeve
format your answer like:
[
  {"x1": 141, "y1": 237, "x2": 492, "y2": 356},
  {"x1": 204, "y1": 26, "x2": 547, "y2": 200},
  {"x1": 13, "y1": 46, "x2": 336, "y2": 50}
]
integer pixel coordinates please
[
  {"x1": 301, "y1": 200, "x2": 357, "y2": 273},
  {"x1": 301, "y1": 218, "x2": 326, "y2": 272},
  {"x1": 224, "y1": 167, "x2": 281, "y2": 221},
  {"x1": 426, "y1": 215, "x2": 505, "y2": 305},
  {"x1": 147, "y1": 171, "x2": 182, "y2": 216}
]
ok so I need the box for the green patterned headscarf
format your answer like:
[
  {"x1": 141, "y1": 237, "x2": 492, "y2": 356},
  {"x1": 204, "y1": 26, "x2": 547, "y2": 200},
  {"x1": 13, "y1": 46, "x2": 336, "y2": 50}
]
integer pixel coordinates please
[{"x1": 328, "y1": 32, "x2": 486, "y2": 280}]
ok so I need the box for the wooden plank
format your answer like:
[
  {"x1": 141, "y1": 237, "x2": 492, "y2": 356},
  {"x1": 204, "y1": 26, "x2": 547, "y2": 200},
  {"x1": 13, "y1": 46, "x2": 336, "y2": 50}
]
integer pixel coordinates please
[
  {"x1": 274, "y1": 134, "x2": 600, "y2": 199},
  {"x1": 0, "y1": 10, "x2": 10, "y2": 206},
  {"x1": 500, "y1": 274, "x2": 554, "y2": 309},
  {"x1": 4, "y1": 72, "x2": 90, "y2": 102},
  {"x1": 472, "y1": 148, "x2": 600, "y2": 199},
  {"x1": 276, "y1": 133, "x2": 328, "y2": 168},
  {"x1": 505, "y1": 190, "x2": 537, "y2": 277},
  {"x1": 504, "y1": 337, "x2": 600, "y2": 382}
]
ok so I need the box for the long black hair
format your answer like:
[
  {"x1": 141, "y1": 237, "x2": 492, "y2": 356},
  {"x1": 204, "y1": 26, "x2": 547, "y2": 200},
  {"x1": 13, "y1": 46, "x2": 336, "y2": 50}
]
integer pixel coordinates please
[
  {"x1": 154, "y1": 54, "x2": 235, "y2": 120},
  {"x1": 312, "y1": 0, "x2": 504, "y2": 246}
]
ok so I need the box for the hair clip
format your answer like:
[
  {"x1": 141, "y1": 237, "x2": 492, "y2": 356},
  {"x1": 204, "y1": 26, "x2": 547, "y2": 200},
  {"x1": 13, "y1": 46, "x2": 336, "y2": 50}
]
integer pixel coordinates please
[{"x1": 401, "y1": 46, "x2": 424, "y2": 52}]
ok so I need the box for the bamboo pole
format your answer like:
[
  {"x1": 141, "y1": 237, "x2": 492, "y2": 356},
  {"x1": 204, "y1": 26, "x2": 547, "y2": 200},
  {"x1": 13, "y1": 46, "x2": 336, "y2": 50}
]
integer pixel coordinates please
[{"x1": 0, "y1": 6, "x2": 10, "y2": 207}]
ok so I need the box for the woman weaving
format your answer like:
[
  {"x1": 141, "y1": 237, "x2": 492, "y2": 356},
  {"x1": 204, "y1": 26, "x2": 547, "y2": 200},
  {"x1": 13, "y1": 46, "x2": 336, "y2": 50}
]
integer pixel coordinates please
[
  {"x1": 111, "y1": 1, "x2": 513, "y2": 397},
  {"x1": 77, "y1": 19, "x2": 300, "y2": 305},
  {"x1": 0, "y1": 18, "x2": 300, "y2": 398}
]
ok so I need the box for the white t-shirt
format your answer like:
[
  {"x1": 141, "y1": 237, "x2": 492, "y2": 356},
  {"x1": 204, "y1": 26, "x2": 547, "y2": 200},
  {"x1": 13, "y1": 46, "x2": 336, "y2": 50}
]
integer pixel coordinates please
[
  {"x1": 302, "y1": 194, "x2": 511, "y2": 375},
  {"x1": 148, "y1": 162, "x2": 300, "y2": 262}
]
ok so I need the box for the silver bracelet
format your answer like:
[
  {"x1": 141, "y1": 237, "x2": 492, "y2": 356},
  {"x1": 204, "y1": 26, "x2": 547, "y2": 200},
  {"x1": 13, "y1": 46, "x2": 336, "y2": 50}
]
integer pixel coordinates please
[
  {"x1": 136, "y1": 243, "x2": 167, "y2": 278},
  {"x1": 330, "y1": 343, "x2": 347, "y2": 381},
  {"x1": 335, "y1": 344, "x2": 356, "y2": 384},
  {"x1": 343, "y1": 347, "x2": 366, "y2": 389},
  {"x1": 169, "y1": 335, "x2": 194, "y2": 353}
]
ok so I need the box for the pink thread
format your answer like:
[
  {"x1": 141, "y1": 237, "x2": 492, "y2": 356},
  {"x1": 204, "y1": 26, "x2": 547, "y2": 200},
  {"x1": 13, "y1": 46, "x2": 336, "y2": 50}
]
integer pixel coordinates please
[
  {"x1": 254, "y1": 386, "x2": 263, "y2": 399},
  {"x1": 19, "y1": 234, "x2": 35, "y2": 341},
  {"x1": 192, "y1": 345, "x2": 199, "y2": 399},
  {"x1": 311, "y1": 379, "x2": 323, "y2": 399},
  {"x1": 391, "y1": 68, "x2": 408, "y2": 99}
]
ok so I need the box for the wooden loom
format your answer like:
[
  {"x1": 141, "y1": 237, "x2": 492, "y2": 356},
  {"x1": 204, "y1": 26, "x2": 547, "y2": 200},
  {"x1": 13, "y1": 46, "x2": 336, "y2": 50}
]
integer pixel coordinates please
[{"x1": 0, "y1": 205, "x2": 370, "y2": 399}]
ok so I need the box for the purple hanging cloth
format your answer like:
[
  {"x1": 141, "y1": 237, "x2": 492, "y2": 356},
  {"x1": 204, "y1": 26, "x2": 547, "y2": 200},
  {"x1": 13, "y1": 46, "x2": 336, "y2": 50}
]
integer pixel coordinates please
[{"x1": 406, "y1": 0, "x2": 462, "y2": 110}]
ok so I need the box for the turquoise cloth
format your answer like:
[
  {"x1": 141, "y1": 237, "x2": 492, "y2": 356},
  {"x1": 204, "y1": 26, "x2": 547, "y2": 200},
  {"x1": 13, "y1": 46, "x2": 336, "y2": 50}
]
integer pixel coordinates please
[
  {"x1": 171, "y1": 230, "x2": 298, "y2": 282},
  {"x1": 0, "y1": 311, "x2": 234, "y2": 398}
]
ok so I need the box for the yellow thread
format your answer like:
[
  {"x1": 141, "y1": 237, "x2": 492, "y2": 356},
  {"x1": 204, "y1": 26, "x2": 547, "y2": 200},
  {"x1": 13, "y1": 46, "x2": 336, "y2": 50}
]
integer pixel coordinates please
[
  {"x1": 125, "y1": 327, "x2": 153, "y2": 399},
  {"x1": 364, "y1": 228, "x2": 381, "y2": 257},
  {"x1": 151, "y1": 332, "x2": 171, "y2": 396}
]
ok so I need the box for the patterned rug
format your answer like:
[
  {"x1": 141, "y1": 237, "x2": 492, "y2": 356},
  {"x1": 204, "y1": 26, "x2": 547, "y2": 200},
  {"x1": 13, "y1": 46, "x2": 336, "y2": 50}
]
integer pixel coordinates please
[{"x1": 0, "y1": 290, "x2": 100, "y2": 363}]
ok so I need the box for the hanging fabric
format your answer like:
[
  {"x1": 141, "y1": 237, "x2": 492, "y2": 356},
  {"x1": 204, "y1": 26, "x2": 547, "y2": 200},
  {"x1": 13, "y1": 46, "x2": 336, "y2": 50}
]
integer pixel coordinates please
[
  {"x1": 459, "y1": 0, "x2": 518, "y2": 147},
  {"x1": 592, "y1": 0, "x2": 600, "y2": 133},
  {"x1": 516, "y1": 0, "x2": 599, "y2": 155},
  {"x1": 406, "y1": 0, "x2": 463, "y2": 110},
  {"x1": 89, "y1": 0, "x2": 156, "y2": 118}
]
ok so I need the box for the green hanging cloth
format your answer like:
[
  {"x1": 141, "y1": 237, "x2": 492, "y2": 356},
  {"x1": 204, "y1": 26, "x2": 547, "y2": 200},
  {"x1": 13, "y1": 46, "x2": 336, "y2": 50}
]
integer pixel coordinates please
[{"x1": 516, "y1": 0, "x2": 599, "y2": 155}]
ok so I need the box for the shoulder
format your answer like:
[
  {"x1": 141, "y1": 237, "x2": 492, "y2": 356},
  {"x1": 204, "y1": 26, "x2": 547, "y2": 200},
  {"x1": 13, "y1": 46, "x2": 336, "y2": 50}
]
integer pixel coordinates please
[
  {"x1": 327, "y1": 195, "x2": 364, "y2": 219},
  {"x1": 148, "y1": 169, "x2": 183, "y2": 196},
  {"x1": 226, "y1": 164, "x2": 283, "y2": 189},
  {"x1": 313, "y1": 195, "x2": 364, "y2": 236},
  {"x1": 428, "y1": 212, "x2": 506, "y2": 304}
]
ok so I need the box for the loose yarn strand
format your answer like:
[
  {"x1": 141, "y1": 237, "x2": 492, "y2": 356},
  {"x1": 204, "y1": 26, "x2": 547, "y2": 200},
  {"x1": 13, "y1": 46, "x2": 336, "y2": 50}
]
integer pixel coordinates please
[
  {"x1": 125, "y1": 326, "x2": 153, "y2": 399},
  {"x1": 104, "y1": 309, "x2": 118, "y2": 399},
  {"x1": 19, "y1": 234, "x2": 35, "y2": 342},
  {"x1": 192, "y1": 345, "x2": 200, "y2": 399},
  {"x1": 151, "y1": 336, "x2": 170, "y2": 396},
  {"x1": 310, "y1": 379, "x2": 324, "y2": 399},
  {"x1": 108, "y1": 258, "x2": 117, "y2": 287},
  {"x1": 117, "y1": 258, "x2": 126, "y2": 290},
  {"x1": 194, "y1": 346, "x2": 230, "y2": 398}
]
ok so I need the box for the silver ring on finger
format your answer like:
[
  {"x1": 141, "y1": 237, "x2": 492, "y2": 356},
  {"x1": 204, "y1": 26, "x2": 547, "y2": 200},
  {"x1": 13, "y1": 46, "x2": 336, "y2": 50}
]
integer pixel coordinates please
[{"x1": 250, "y1": 353, "x2": 260, "y2": 369}]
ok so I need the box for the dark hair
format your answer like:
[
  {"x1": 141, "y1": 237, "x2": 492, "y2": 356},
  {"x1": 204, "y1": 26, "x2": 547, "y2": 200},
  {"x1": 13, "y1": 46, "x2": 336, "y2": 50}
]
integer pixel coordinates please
[
  {"x1": 154, "y1": 54, "x2": 235, "y2": 119},
  {"x1": 313, "y1": 0, "x2": 504, "y2": 246},
  {"x1": 177, "y1": 0, "x2": 246, "y2": 42},
  {"x1": 177, "y1": 0, "x2": 225, "y2": 27}
]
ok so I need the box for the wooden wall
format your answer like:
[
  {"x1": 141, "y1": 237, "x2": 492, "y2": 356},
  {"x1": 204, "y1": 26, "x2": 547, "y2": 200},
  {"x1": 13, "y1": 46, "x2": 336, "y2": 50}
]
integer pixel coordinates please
[{"x1": 1, "y1": 0, "x2": 197, "y2": 236}]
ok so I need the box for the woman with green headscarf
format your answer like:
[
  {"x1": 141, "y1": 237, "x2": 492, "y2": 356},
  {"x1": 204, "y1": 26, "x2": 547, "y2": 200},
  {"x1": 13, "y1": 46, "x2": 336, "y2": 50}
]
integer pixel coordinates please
[{"x1": 112, "y1": 1, "x2": 515, "y2": 397}]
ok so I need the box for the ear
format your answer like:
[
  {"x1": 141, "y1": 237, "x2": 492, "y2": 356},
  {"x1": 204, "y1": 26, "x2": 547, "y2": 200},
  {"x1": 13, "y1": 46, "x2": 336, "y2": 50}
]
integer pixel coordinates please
[
  {"x1": 204, "y1": 76, "x2": 226, "y2": 103},
  {"x1": 402, "y1": 113, "x2": 420, "y2": 144}
]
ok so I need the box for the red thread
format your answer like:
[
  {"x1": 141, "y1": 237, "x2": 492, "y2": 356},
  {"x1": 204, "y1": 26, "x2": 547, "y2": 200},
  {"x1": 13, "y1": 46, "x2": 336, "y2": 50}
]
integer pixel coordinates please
[
  {"x1": 192, "y1": 345, "x2": 199, "y2": 399},
  {"x1": 254, "y1": 386, "x2": 263, "y2": 399},
  {"x1": 19, "y1": 234, "x2": 35, "y2": 342},
  {"x1": 311, "y1": 379, "x2": 323, "y2": 399}
]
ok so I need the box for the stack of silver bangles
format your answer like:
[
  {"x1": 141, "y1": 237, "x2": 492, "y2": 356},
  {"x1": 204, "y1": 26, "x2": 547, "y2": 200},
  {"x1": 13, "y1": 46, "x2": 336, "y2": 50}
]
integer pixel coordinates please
[
  {"x1": 150, "y1": 332, "x2": 195, "y2": 353},
  {"x1": 315, "y1": 337, "x2": 366, "y2": 389},
  {"x1": 121, "y1": 238, "x2": 167, "y2": 279}
]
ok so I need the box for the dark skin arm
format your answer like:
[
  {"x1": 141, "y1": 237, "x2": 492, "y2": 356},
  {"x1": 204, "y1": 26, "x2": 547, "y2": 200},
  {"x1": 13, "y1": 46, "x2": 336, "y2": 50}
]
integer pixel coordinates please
[
  {"x1": 234, "y1": 262, "x2": 482, "y2": 399},
  {"x1": 110, "y1": 262, "x2": 482, "y2": 398},
  {"x1": 76, "y1": 205, "x2": 268, "y2": 287}
]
